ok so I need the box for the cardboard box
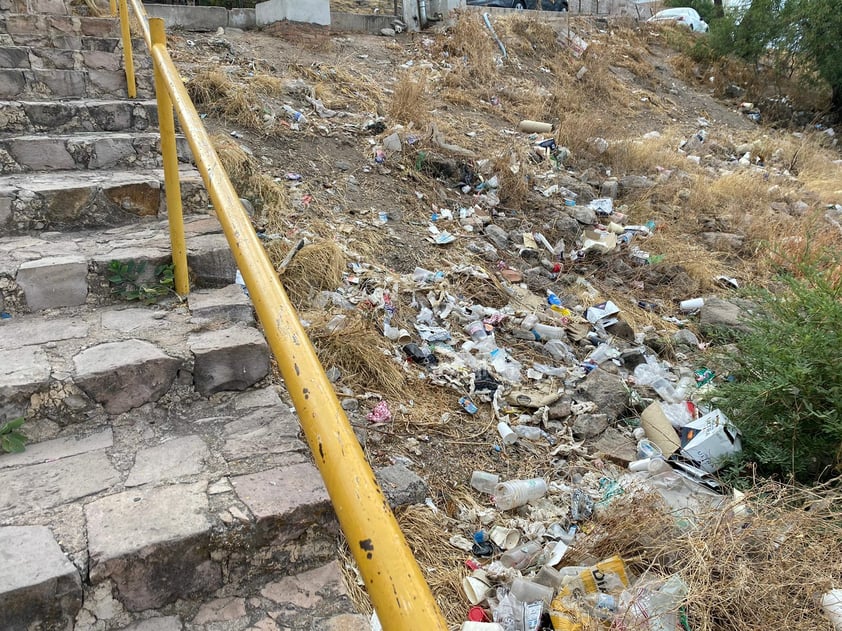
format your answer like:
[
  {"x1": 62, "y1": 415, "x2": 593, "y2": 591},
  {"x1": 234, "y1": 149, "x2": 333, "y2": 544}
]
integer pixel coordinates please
[{"x1": 679, "y1": 409, "x2": 742, "y2": 473}]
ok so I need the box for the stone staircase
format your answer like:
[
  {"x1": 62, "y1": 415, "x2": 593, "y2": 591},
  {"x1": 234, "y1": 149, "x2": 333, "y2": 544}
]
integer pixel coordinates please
[{"x1": 0, "y1": 2, "x2": 368, "y2": 629}]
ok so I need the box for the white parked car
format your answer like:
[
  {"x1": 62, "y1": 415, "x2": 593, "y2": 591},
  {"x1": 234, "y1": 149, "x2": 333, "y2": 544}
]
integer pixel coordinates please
[{"x1": 647, "y1": 8, "x2": 709, "y2": 32}]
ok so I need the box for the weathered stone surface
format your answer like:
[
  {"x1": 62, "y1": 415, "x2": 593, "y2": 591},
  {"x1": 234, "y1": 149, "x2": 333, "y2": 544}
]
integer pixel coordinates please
[
  {"x1": 0, "y1": 69, "x2": 26, "y2": 98},
  {"x1": 260, "y1": 561, "x2": 347, "y2": 607},
  {"x1": 0, "y1": 451, "x2": 119, "y2": 515},
  {"x1": 232, "y1": 386, "x2": 283, "y2": 410},
  {"x1": 231, "y1": 463, "x2": 336, "y2": 544},
  {"x1": 591, "y1": 426, "x2": 638, "y2": 466},
  {"x1": 4, "y1": 136, "x2": 75, "y2": 170},
  {"x1": 572, "y1": 413, "x2": 609, "y2": 439},
  {"x1": 375, "y1": 463, "x2": 428, "y2": 508},
  {"x1": 484, "y1": 223, "x2": 509, "y2": 250},
  {"x1": 0, "y1": 46, "x2": 30, "y2": 69},
  {"x1": 221, "y1": 407, "x2": 302, "y2": 461},
  {"x1": 0, "y1": 526, "x2": 82, "y2": 631},
  {"x1": 0, "y1": 345, "x2": 50, "y2": 417},
  {"x1": 189, "y1": 326, "x2": 269, "y2": 395},
  {"x1": 188, "y1": 284, "x2": 254, "y2": 324},
  {"x1": 115, "y1": 615, "x2": 183, "y2": 631},
  {"x1": 699, "y1": 297, "x2": 752, "y2": 336},
  {"x1": 125, "y1": 435, "x2": 210, "y2": 487},
  {"x1": 574, "y1": 368, "x2": 629, "y2": 420},
  {"x1": 86, "y1": 482, "x2": 220, "y2": 611},
  {"x1": 699, "y1": 231, "x2": 744, "y2": 252},
  {"x1": 0, "y1": 428, "x2": 111, "y2": 470},
  {"x1": 672, "y1": 328, "x2": 700, "y2": 348},
  {"x1": 72, "y1": 339, "x2": 179, "y2": 414},
  {"x1": 323, "y1": 614, "x2": 372, "y2": 631},
  {"x1": 0, "y1": 315, "x2": 88, "y2": 350},
  {"x1": 192, "y1": 596, "x2": 247, "y2": 625},
  {"x1": 16, "y1": 255, "x2": 88, "y2": 311},
  {"x1": 186, "y1": 233, "x2": 238, "y2": 287},
  {"x1": 104, "y1": 180, "x2": 160, "y2": 217},
  {"x1": 27, "y1": 68, "x2": 86, "y2": 97}
]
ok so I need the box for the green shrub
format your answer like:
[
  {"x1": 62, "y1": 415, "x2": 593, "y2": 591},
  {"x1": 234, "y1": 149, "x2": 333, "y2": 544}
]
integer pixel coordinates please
[
  {"x1": 0, "y1": 417, "x2": 26, "y2": 453},
  {"x1": 664, "y1": 0, "x2": 717, "y2": 24},
  {"x1": 712, "y1": 266, "x2": 842, "y2": 483}
]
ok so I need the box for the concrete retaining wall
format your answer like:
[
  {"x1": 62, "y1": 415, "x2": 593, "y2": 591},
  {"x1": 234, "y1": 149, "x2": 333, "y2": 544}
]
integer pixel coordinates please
[
  {"x1": 330, "y1": 12, "x2": 396, "y2": 33},
  {"x1": 143, "y1": 3, "x2": 256, "y2": 30},
  {"x1": 255, "y1": 0, "x2": 330, "y2": 27}
]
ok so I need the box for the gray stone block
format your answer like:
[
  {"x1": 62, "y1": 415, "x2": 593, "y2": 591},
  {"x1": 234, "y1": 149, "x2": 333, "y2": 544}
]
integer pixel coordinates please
[
  {"x1": 116, "y1": 617, "x2": 183, "y2": 631},
  {"x1": 26, "y1": 68, "x2": 86, "y2": 97},
  {"x1": 0, "y1": 69, "x2": 26, "y2": 98},
  {"x1": 0, "y1": 345, "x2": 50, "y2": 417},
  {"x1": 0, "y1": 46, "x2": 30, "y2": 69},
  {"x1": 16, "y1": 255, "x2": 88, "y2": 310},
  {"x1": 0, "y1": 451, "x2": 120, "y2": 515},
  {"x1": 231, "y1": 463, "x2": 336, "y2": 544},
  {"x1": 188, "y1": 284, "x2": 254, "y2": 324},
  {"x1": 86, "y1": 482, "x2": 220, "y2": 611},
  {"x1": 375, "y1": 463, "x2": 428, "y2": 508},
  {"x1": 0, "y1": 428, "x2": 112, "y2": 470},
  {"x1": 0, "y1": 316, "x2": 88, "y2": 350},
  {"x1": 125, "y1": 435, "x2": 210, "y2": 487},
  {"x1": 221, "y1": 407, "x2": 303, "y2": 462},
  {"x1": 574, "y1": 368, "x2": 629, "y2": 421},
  {"x1": 72, "y1": 339, "x2": 180, "y2": 414},
  {"x1": 0, "y1": 526, "x2": 82, "y2": 631},
  {"x1": 188, "y1": 326, "x2": 269, "y2": 395}
]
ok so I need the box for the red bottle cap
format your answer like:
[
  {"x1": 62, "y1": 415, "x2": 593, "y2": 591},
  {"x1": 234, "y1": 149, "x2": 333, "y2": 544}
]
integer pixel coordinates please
[{"x1": 468, "y1": 606, "x2": 490, "y2": 622}]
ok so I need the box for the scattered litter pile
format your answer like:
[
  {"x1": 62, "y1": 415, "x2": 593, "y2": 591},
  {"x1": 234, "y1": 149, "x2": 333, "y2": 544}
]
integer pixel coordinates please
[{"x1": 169, "y1": 10, "x2": 842, "y2": 630}]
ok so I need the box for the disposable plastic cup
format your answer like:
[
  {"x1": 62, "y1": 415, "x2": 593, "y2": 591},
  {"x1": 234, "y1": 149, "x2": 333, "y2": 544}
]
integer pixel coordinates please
[
  {"x1": 535, "y1": 565, "x2": 563, "y2": 588},
  {"x1": 496, "y1": 422, "x2": 518, "y2": 445},
  {"x1": 470, "y1": 471, "x2": 499, "y2": 495},
  {"x1": 462, "y1": 570, "x2": 492, "y2": 605},
  {"x1": 680, "y1": 297, "x2": 704, "y2": 312},
  {"x1": 510, "y1": 577, "x2": 554, "y2": 605},
  {"x1": 821, "y1": 589, "x2": 842, "y2": 630},
  {"x1": 461, "y1": 622, "x2": 504, "y2": 631},
  {"x1": 494, "y1": 478, "x2": 548, "y2": 510},
  {"x1": 489, "y1": 525, "x2": 520, "y2": 550}
]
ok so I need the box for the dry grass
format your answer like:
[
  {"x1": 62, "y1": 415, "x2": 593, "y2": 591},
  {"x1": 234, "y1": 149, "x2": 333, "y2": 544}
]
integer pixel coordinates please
[
  {"x1": 211, "y1": 133, "x2": 289, "y2": 222},
  {"x1": 290, "y1": 62, "x2": 384, "y2": 114},
  {"x1": 439, "y1": 11, "x2": 498, "y2": 89},
  {"x1": 272, "y1": 240, "x2": 347, "y2": 305},
  {"x1": 389, "y1": 71, "x2": 430, "y2": 127},
  {"x1": 567, "y1": 481, "x2": 842, "y2": 631},
  {"x1": 304, "y1": 310, "x2": 406, "y2": 398},
  {"x1": 188, "y1": 70, "x2": 264, "y2": 130}
]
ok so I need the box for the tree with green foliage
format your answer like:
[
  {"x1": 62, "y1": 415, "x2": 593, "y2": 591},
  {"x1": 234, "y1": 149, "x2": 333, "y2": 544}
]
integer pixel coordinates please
[
  {"x1": 708, "y1": 0, "x2": 842, "y2": 113},
  {"x1": 664, "y1": 0, "x2": 717, "y2": 25},
  {"x1": 712, "y1": 267, "x2": 842, "y2": 483}
]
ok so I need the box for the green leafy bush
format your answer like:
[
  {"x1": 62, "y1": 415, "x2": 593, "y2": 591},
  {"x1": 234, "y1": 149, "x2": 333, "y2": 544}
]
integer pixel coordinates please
[
  {"x1": 107, "y1": 260, "x2": 176, "y2": 305},
  {"x1": 712, "y1": 267, "x2": 842, "y2": 483},
  {"x1": 0, "y1": 417, "x2": 26, "y2": 453}
]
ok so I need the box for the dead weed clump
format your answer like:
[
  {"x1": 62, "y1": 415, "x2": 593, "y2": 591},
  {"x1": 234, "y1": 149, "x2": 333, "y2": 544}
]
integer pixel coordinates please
[
  {"x1": 290, "y1": 62, "x2": 384, "y2": 114},
  {"x1": 388, "y1": 71, "x2": 430, "y2": 127},
  {"x1": 570, "y1": 482, "x2": 842, "y2": 631},
  {"x1": 211, "y1": 134, "x2": 288, "y2": 219},
  {"x1": 439, "y1": 12, "x2": 498, "y2": 89},
  {"x1": 188, "y1": 70, "x2": 264, "y2": 130},
  {"x1": 496, "y1": 14, "x2": 559, "y2": 59},
  {"x1": 305, "y1": 311, "x2": 406, "y2": 399},
  {"x1": 272, "y1": 240, "x2": 346, "y2": 306}
]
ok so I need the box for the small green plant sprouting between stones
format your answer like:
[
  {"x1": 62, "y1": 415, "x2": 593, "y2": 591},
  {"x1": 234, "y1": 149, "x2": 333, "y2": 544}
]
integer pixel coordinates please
[
  {"x1": 0, "y1": 417, "x2": 26, "y2": 454},
  {"x1": 107, "y1": 260, "x2": 176, "y2": 305}
]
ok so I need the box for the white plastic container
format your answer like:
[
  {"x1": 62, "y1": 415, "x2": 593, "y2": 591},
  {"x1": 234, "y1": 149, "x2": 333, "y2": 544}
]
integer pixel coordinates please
[
  {"x1": 494, "y1": 478, "x2": 548, "y2": 510},
  {"x1": 822, "y1": 589, "x2": 842, "y2": 630},
  {"x1": 461, "y1": 622, "x2": 504, "y2": 631},
  {"x1": 680, "y1": 297, "x2": 704, "y2": 312},
  {"x1": 511, "y1": 577, "x2": 554, "y2": 605},
  {"x1": 470, "y1": 470, "x2": 499, "y2": 494}
]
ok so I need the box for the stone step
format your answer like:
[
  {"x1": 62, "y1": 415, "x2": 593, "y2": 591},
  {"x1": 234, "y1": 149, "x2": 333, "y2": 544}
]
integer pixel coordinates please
[
  {"x1": 0, "y1": 283, "x2": 264, "y2": 418},
  {"x1": 0, "y1": 33, "x2": 143, "y2": 52},
  {"x1": 0, "y1": 44, "x2": 151, "y2": 72},
  {"x1": 0, "y1": 166, "x2": 209, "y2": 233},
  {"x1": 0, "y1": 14, "x2": 120, "y2": 39},
  {"x1": 0, "y1": 356, "x2": 343, "y2": 629},
  {"x1": 0, "y1": 215, "x2": 237, "y2": 315},
  {"x1": 0, "y1": 99, "x2": 159, "y2": 134},
  {"x1": 0, "y1": 0, "x2": 69, "y2": 14},
  {"x1": 0, "y1": 66, "x2": 153, "y2": 99},
  {"x1": 0, "y1": 132, "x2": 193, "y2": 173}
]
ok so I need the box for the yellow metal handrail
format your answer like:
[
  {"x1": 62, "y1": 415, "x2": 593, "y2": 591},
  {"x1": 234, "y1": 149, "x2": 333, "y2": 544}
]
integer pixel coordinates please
[{"x1": 117, "y1": 5, "x2": 448, "y2": 629}]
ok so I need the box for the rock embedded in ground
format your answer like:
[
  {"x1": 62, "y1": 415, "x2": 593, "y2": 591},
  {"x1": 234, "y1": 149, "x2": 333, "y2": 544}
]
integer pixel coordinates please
[
  {"x1": 574, "y1": 368, "x2": 629, "y2": 420},
  {"x1": 699, "y1": 297, "x2": 752, "y2": 336},
  {"x1": 572, "y1": 412, "x2": 609, "y2": 439},
  {"x1": 375, "y1": 463, "x2": 428, "y2": 508},
  {"x1": 484, "y1": 223, "x2": 509, "y2": 250}
]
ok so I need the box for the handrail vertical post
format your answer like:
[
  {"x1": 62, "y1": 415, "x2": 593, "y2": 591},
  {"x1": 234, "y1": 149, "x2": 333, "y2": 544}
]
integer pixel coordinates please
[
  {"x1": 150, "y1": 18, "x2": 189, "y2": 297},
  {"x1": 118, "y1": 0, "x2": 137, "y2": 98},
  {"x1": 109, "y1": 0, "x2": 117, "y2": 17}
]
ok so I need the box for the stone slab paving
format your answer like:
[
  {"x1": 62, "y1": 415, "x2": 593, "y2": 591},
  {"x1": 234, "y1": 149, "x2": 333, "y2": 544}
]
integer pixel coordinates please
[{"x1": 0, "y1": 99, "x2": 158, "y2": 134}]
